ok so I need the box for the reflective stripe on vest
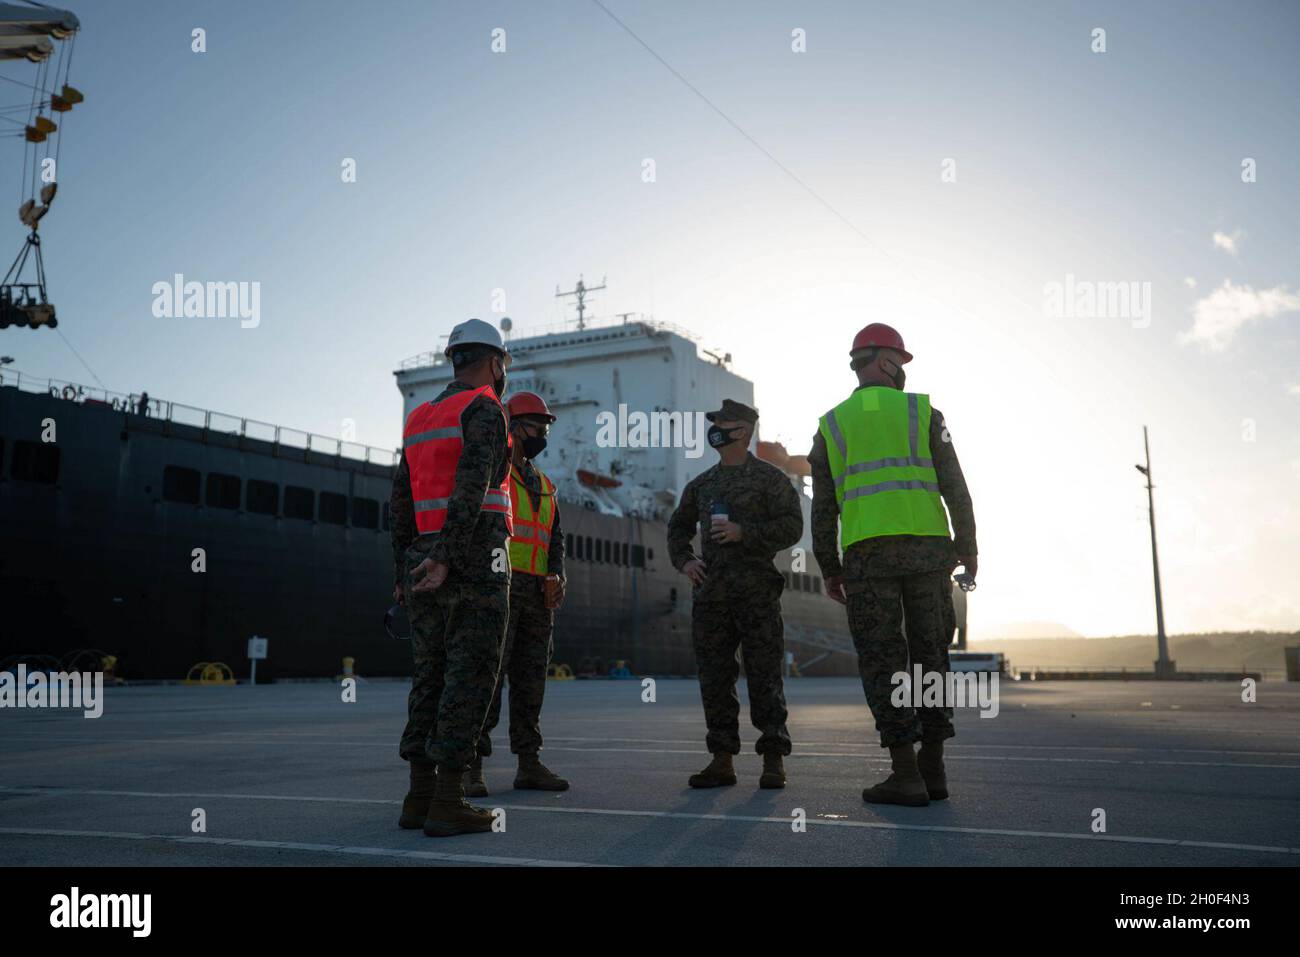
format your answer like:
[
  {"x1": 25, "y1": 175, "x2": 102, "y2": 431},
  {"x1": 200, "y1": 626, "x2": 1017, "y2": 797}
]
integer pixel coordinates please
[
  {"x1": 403, "y1": 385, "x2": 514, "y2": 536},
  {"x1": 508, "y1": 464, "x2": 556, "y2": 576},
  {"x1": 818, "y1": 388, "x2": 950, "y2": 547}
]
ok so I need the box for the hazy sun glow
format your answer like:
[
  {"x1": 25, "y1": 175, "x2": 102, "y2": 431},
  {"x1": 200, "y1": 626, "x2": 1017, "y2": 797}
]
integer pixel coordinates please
[{"x1": 7, "y1": 0, "x2": 1297, "y2": 639}]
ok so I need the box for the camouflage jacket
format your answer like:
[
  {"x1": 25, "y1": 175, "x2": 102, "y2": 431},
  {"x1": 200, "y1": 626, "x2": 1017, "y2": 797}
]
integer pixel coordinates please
[
  {"x1": 667, "y1": 452, "x2": 804, "y2": 604},
  {"x1": 514, "y1": 458, "x2": 565, "y2": 579},
  {"x1": 808, "y1": 388, "x2": 977, "y2": 584},
  {"x1": 390, "y1": 380, "x2": 511, "y2": 586}
]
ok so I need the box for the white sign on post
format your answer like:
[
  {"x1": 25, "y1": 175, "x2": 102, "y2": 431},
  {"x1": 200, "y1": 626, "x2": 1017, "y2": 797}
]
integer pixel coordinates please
[{"x1": 248, "y1": 636, "x2": 268, "y2": 685}]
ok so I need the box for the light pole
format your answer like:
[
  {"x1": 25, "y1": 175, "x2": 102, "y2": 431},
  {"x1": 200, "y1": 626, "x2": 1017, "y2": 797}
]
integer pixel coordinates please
[{"x1": 1135, "y1": 426, "x2": 1174, "y2": 677}]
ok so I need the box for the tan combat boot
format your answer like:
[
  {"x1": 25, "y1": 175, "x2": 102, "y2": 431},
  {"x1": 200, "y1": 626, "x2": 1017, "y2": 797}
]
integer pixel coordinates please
[
  {"x1": 422, "y1": 768, "x2": 494, "y2": 837},
  {"x1": 688, "y1": 752, "x2": 737, "y2": 788},
  {"x1": 917, "y1": 740, "x2": 948, "y2": 800},
  {"x1": 759, "y1": 753, "x2": 787, "y2": 789},
  {"x1": 465, "y1": 755, "x2": 489, "y2": 798},
  {"x1": 861, "y1": 743, "x2": 931, "y2": 807},
  {"x1": 514, "y1": 753, "x2": 569, "y2": 791},
  {"x1": 398, "y1": 758, "x2": 436, "y2": 829}
]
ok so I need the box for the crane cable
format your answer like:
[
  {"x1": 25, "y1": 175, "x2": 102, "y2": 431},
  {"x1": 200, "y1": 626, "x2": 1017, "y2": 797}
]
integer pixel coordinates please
[{"x1": 4, "y1": 11, "x2": 78, "y2": 207}]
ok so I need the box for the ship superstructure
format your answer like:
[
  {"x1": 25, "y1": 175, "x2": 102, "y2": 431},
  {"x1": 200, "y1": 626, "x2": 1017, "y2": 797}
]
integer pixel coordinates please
[
  {"x1": 396, "y1": 312, "x2": 754, "y2": 519},
  {"x1": 394, "y1": 292, "x2": 853, "y2": 675}
]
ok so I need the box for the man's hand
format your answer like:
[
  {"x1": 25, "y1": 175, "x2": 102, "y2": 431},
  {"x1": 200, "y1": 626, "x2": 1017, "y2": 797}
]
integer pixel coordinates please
[
  {"x1": 393, "y1": 582, "x2": 405, "y2": 605},
  {"x1": 825, "y1": 575, "x2": 847, "y2": 605},
  {"x1": 956, "y1": 555, "x2": 978, "y2": 581},
  {"x1": 544, "y1": 575, "x2": 566, "y2": 611},
  {"x1": 410, "y1": 559, "x2": 449, "y2": 594},
  {"x1": 681, "y1": 559, "x2": 707, "y2": 585},
  {"x1": 709, "y1": 520, "x2": 744, "y2": 544}
]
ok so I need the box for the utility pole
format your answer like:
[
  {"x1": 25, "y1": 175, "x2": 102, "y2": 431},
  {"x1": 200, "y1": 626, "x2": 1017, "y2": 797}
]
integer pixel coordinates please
[
  {"x1": 556, "y1": 275, "x2": 606, "y2": 331},
  {"x1": 1135, "y1": 426, "x2": 1174, "y2": 677}
]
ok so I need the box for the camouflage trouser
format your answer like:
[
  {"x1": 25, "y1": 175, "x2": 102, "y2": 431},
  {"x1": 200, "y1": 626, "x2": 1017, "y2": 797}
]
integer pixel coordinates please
[
  {"x1": 692, "y1": 600, "x2": 792, "y2": 756},
  {"x1": 398, "y1": 574, "x2": 508, "y2": 771},
  {"x1": 477, "y1": 573, "x2": 554, "y2": 757},
  {"x1": 847, "y1": 569, "x2": 956, "y2": 748}
]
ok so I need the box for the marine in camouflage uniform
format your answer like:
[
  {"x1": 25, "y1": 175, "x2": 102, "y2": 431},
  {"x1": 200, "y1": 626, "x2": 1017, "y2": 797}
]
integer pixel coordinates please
[
  {"x1": 392, "y1": 326, "x2": 513, "y2": 836},
  {"x1": 477, "y1": 459, "x2": 565, "y2": 762},
  {"x1": 469, "y1": 390, "x2": 569, "y2": 794},
  {"x1": 809, "y1": 326, "x2": 977, "y2": 805},
  {"x1": 667, "y1": 399, "x2": 804, "y2": 789}
]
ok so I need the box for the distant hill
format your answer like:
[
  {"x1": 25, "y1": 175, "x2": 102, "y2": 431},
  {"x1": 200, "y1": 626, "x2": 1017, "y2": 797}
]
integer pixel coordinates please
[
  {"x1": 968, "y1": 631, "x2": 1298, "y2": 676},
  {"x1": 980, "y1": 621, "x2": 1086, "y2": 640}
]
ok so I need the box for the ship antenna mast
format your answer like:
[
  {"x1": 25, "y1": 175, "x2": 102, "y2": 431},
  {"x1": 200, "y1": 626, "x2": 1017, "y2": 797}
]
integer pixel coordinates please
[{"x1": 556, "y1": 274, "x2": 606, "y2": 331}]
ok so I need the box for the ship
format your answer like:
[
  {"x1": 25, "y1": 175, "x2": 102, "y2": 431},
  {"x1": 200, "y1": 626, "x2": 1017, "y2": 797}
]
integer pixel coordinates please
[{"x1": 0, "y1": 285, "x2": 860, "y2": 680}]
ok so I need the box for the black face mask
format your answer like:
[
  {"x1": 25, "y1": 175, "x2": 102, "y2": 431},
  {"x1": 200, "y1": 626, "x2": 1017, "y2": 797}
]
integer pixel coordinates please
[
  {"x1": 492, "y1": 359, "x2": 507, "y2": 398},
  {"x1": 708, "y1": 425, "x2": 745, "y2": 449},
  {"x1": 880, "y1": 358, "x2": 905, "y2": 391},
  {"x1": 518, "y1": 434, "x2": 547, "y2": 459}
]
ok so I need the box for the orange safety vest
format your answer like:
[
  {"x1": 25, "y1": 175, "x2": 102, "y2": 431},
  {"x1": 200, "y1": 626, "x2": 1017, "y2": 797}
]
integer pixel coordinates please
[
  {"x1": 402, "y1": 385, "x2": 513, "y2": 536},
  {"x1": 508, "y1": 463, "x2": 556, "y2": 575}
]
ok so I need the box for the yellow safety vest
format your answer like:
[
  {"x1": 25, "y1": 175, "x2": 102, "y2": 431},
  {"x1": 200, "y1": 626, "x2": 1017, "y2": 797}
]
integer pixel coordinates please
[
  {"x1": 508, "y1": 464, "x2": 556, "y2": 575},
  {"x1": 818, "y1": 387, "x2": 951, "y2": 548}
]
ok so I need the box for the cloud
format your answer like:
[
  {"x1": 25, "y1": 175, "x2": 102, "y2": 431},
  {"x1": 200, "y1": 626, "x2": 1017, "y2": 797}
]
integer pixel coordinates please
[
  {"x1": 1287, "y1": 383, "x2": 1300, "y2": 396},
  {"x1": 1183, "y1": 276, "x2": 1197, "y2": 288},
  {"x1": 1180, "y1": 280, "x2": 1300, "y2": 352},
  {"x1": 1212, "y1": 230, "x2": 1244, "y2": 256}
]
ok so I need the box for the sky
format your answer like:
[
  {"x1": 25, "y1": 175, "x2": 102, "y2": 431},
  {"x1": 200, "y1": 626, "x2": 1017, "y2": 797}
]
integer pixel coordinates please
[{"x1": 3, "y1": 0, "x2": 1298, "y2": 640}]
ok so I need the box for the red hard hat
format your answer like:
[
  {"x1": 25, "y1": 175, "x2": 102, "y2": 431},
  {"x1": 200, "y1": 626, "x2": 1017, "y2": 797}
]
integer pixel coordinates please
[
  {"x1": 506, "y1": 391, "x2": 556, "y2": 423},
  {"x1": 850, "y1": 323, "x2": 912, "y2": 364}
]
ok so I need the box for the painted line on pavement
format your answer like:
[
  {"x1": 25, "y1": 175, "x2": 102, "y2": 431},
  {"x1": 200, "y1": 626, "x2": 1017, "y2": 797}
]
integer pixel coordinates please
[
  {"x1": 2, "y1": 786, "x2": 1296, "y2": 856},
  {"x1": 3, "y1": 736, "x2": 1298, "y2": 770},
  {"x1": 0, "y1": 826, "x2": 595, "y2": 867}
]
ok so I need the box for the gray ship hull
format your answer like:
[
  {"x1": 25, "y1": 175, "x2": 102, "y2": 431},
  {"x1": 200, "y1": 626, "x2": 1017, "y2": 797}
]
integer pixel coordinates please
[{"x1": 1, "y1": 386, "x2": 855, "y2": 679}]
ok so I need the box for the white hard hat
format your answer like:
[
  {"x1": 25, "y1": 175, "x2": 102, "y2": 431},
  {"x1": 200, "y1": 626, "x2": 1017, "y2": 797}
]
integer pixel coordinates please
[{"x1": 444, "y1": 318, "x2": 508, "y2": 358}]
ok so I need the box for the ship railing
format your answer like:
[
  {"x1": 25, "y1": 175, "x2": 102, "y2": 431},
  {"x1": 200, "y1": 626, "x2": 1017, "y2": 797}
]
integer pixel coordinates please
[
  {"x1": 1010, "y1": 663, "x2": 1284, "y2": 680},
  {"x1": 507, "y1": 314, "x2": 699, "y2": 345},
  {"x1": 0, "y1": 368, "x2": 400, "y2": 467},
  {"x1": 396, "y1": 351, "x2": 448, "y2": 371},
  {"x1": 394, "y1": 315, "x2": 700, "y2": 372}
]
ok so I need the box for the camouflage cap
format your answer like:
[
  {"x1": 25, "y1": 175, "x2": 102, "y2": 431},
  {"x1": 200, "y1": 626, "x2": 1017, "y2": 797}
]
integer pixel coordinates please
[{"x1": 705, "y1": 398, "x2": 759, "y2": 424}]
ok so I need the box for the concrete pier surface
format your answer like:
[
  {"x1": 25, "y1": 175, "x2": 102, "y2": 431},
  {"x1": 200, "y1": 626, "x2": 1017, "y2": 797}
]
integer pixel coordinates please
[{"x1": 3, "y1": 677, "x2": 1297, "y2": 867}]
